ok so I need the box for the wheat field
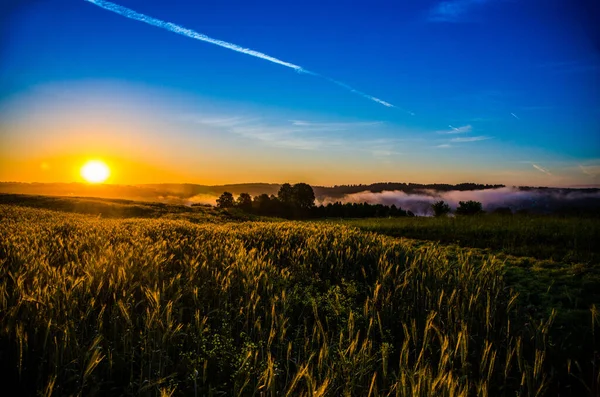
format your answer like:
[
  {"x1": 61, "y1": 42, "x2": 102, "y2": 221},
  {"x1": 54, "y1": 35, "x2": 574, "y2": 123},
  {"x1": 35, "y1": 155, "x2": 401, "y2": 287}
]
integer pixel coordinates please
[{"x1": 0, "y1": 205, "x2": 598, "y2": 396}]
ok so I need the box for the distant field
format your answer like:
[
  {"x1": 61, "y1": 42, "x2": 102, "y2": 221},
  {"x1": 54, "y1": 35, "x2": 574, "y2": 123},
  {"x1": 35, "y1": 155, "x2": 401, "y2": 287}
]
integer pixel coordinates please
[
  {"x1": 0, "y1": 193, "x2": 261, "y2": 223},
  {"x1": 332, "y1": 215, "x2": 600, "y2": 264},
  {"x1": 1, "y1": 197, "x2": 599, "y2": 395}
]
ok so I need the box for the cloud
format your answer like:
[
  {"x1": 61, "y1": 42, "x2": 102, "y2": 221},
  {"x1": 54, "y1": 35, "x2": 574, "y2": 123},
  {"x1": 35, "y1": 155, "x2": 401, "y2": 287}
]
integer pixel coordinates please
[
  {"x1": 580, "y1": 164, "x2": 600, "y2": 178},
  {"x1": 188, "y1": 114, "x2": 398, "y2": 152},
  {"x1": 291, "y1": 120, "x2": 383, "y2": 128},
  {"x1": 511, "y1": 112, "x2": 520, "y2": 120},
  {"x1": 370, "y1": 149, "x2": 401, "y2": 158},
  {"x1": 435, "y1": 144, "x2": 452, "y2": 148},
  {"x1": 450, "y1": 136, "x2": 491, "y2": 142},
  {"x1": 322, "y1": 77, "x2": 409, "y2": 112},
  {"x1": 84, "y1": 0, "x2": 397, "y2": 109},
  {"x1": 187, "y1": 116, "x2": 252, "y2": 127},
  {"x1": 438, "y1": 124, "x2": 472, "y2": 134},
  {"x1": 532, "y1": 164, "x2": 552, "y2": 176},
  {"x1": 428, "y1": 0, "x2": 493, "y2": 22},
  {"x1": 234, "y1": 128, "x2": 343, "y2": 150}
]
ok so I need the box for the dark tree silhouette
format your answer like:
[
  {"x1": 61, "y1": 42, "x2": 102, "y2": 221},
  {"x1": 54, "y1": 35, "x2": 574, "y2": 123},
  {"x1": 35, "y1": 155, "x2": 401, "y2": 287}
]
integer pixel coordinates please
[
  {"x1": 216, "y1": 192, "x2": 234, "y2": 208},
  {"x1": 292, "y1": 183, "x2": 315, "y2": 210},
  {"x1": 313, "y1": 201, "x2": 408, "y2": 218},
  {"x1": 229, "y1": 182, "x2": 419, "y2": 219},
  {"x1": 252, "y1": 194, "x2": 272, "y2": 213},
  {"x1": 236, "y1": 193, "x2": 252, "y2": 211},
  {"x1": 277, "y1": 183, "x2": 294, "y2": 204},
  {"x1": 455, "y1": 200, "x2": 484, "y2": 216},
  {"x1": 432, "y1": 200, "x2": 451, "y2": 217}
]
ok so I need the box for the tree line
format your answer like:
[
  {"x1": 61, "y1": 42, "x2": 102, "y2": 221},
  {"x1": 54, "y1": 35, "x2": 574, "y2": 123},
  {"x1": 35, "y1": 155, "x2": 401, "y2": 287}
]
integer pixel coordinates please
[
  {"x1": 215, "y1": 183, "x2": 415, "y2": 219},
  {"x1": 317, "y1": 182, "x2": 505, "y2": 198},
  {"x1": 216, "y1": 183, "x2": 537, "y2": 219},
  {"x1": 214, "y1": 183, "x2": 600, "y2": 218},
  {"x1": 431, "y1": 200, "x2": 520, "y2": 216}
]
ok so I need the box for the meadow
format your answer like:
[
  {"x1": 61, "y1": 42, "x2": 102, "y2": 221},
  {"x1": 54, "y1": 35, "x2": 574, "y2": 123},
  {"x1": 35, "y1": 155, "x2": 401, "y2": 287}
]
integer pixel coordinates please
[
  {"x1": 334, "y1": 215, "x2": 600, "y2": 264},
  {"x1": 0, "y1": 196, "x2": 599, "y2": 396}
]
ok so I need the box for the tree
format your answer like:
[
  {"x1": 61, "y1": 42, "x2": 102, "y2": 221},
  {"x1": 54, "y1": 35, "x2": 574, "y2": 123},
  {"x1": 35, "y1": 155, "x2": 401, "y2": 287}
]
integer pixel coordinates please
[
  {"x1": 253, "y1": 194, "x2": 272, "y2": 214},
  {"x1": 216, "y1": 192, "x2": 234, "y2": 208},
  {"x1": 431, "y1": 200, "x2": 451, "y2": 217},
  {"x1": 292, "y1": 183, "x2": 315, "y2": 210},
  {"x1": 277, "y1": 183, "x2": 294, "y2": 204},
  {"x1": 236, "y1": 193, "x2": 252, "y2": 211},
  {"x1": 455, "y1": 200, "x2": 484, "y2": 216}
]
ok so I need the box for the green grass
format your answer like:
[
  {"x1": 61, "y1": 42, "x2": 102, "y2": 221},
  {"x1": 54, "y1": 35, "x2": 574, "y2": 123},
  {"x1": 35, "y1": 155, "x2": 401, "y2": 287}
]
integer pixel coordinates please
[
  {"x1": 1, "y1": 205, "x2": 599, "y2": 396},
  {"x1": 332, "y1": 215, "x2": 600, "y2": 264}
]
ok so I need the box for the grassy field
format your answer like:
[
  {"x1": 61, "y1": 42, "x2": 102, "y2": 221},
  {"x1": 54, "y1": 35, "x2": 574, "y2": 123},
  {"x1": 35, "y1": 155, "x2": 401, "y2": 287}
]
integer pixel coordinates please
[
  {"x1": 1, "y1": 197, "x2": 599, "y2": 396},
  {"x1": 333, "y1": 215, "x2": 600, "y2": 265},
  {"x1": 0, "y1": 193, "x2": 262, "y2": 223}
]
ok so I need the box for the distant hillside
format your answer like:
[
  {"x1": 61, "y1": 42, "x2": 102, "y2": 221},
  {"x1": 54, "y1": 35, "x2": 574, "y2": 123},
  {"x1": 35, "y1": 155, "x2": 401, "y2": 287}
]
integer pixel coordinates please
[
  {"x1": 0, "y1": 182, "x2": 507, "y2": 202},
  {"x1": 1, "y1": 183, "x2": 599, "y2": 217},
  {"x1": 143, "y1": 183, "x2": 281, "y2": 197},
  {"x1": 0, "y1": 193, "x2": 256, "y2": 222},
  {"x1": 314, "y1": 182, "x2": 506, "y2": 198},
  {"x1": 0, "y1": 182, "x2": 281, "y2": 203}
]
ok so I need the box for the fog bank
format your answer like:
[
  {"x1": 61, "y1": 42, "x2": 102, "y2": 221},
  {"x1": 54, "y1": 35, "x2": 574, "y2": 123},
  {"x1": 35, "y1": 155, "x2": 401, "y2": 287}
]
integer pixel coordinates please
[{"x1": 321, "y1": 187, "x2": 600, "y2": 216}]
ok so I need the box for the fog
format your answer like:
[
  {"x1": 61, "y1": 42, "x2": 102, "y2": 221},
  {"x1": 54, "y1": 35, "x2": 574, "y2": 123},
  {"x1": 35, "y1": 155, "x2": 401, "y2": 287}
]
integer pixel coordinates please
[
  {"x1": 321, "y1": 187, "x2": 600, "y2": 216},
  {"x1": 2, "y1": 183, "x2": 599, "y2": 216},
  {"x1": 183, "y1": 194, "x2": 218, "y2": 206}
]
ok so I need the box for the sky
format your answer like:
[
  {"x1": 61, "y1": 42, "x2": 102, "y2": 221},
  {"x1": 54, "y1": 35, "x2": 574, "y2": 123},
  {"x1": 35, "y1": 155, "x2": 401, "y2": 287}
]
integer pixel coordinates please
[{"x1": 0, "y1": 0, "x2": 599, "y2": 186}]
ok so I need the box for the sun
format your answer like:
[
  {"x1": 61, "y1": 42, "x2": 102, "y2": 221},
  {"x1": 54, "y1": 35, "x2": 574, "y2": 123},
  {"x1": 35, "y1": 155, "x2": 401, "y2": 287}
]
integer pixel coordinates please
[{"x1": 81, "y1": 160, "x2": 110, "y2": 183}]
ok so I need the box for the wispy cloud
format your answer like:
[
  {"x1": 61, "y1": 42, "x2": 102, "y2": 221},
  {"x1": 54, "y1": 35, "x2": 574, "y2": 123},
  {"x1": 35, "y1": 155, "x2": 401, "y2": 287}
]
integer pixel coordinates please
[
  {"x1": 580, "y1": 164, "x2": 600, "y2": 178},
  {"x1": 435, "y1": 144, "x2": 452, "y2": 148},
  {"x1": 532, "y1": 164, "x2": 552, "y2": 176},
  {"x1": 230, "y1": 124, "x2": 344, "y2": 150},
  {"x1": 369, "y1": 148, "x2": 403, "y2": 159},
  {"x1": 438, "y1": 124, "x2": 472, "y2": 134},
  {"x1": 510, "y1": 112, "x2": 520, "y2": 120},
  {"x1": 450, "y1": 136, "x2": 491, "y2": 142},
  {"x1": 323, "y1": 78, "x2": 396, "y2": 109},
  {"x1": 84, "y1": 0, "x2": 398, "y2": 109},
  {"x1": 428, "y1": 0, "x2": 494, "y2": 22},
  {"x1": 188, "y1": 114, "x2": 400, "y2": 153},
  {"x1": 185, "y1": 116, "x2": 252, "y2": 127},
  {"x1": 290, "y1": 120, "x2": 383, "y2": 128}
]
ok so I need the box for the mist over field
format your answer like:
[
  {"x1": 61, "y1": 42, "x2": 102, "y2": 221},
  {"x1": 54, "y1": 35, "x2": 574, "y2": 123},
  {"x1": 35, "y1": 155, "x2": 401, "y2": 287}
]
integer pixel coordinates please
[
  {"x1": 2, "y1": 182, "x2": 599, "y2": 215},
  {"x1": 329, "y1": 187, "x2": 600, "y2": 215}
]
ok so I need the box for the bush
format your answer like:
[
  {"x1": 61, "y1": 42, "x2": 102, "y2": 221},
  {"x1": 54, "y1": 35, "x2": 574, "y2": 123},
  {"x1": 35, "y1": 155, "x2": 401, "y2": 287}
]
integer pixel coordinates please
[
  {"x1": 432, "y1": 200, "x2": 451, "y2": 217},
  {"x1": 456, "y1": 200, "x2": 484, "y2": 216}
]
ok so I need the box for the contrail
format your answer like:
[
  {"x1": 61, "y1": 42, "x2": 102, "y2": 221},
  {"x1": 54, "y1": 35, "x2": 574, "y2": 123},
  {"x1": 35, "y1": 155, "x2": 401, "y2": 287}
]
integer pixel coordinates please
[
  {"x1": 84, "y1": 0, "x2": 401, "y2": 110},
  {"x1": 532, "y1": 164, "x2": 552, "y2": 176},
  {"x1": 322, "y1": 77, "x2": 415, "y2": 114},
  {"x1": 324, "y1": 77, "x2": 395, "y2": 108},
  {"x1": 511, "y1": 112, "x2": 520, "y2": 120}
]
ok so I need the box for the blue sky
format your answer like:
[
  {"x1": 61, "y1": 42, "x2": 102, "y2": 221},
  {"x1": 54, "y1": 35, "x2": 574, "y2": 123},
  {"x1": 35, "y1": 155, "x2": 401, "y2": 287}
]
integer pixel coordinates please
[{"x1": 0, "y1": 0, "x2": 599, "y2": 185}]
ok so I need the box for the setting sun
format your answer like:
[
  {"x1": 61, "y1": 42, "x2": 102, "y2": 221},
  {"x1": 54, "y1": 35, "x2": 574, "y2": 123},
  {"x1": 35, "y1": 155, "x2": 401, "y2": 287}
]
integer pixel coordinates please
[{"x1": 80, "y1": 160, "x2": 110, "y2": 183}]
